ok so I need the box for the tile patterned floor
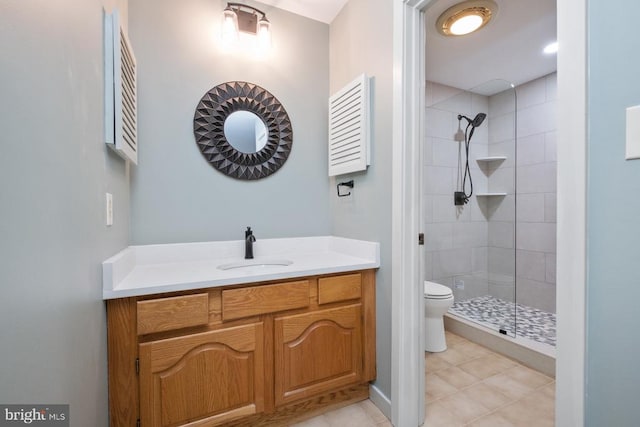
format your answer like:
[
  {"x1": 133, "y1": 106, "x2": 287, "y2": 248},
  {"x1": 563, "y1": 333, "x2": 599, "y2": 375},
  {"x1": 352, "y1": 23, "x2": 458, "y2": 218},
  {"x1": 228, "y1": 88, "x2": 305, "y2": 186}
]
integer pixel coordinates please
[
  {"x1": 295, "y1": 331, "x2": 555, "y2": 427},
  {"x1": 425, "y1": 331, "x2": 555, "y2": 426},
  {"x1": 290, "y1": 399, "x2": 391, "y2": 427},
  {"x1": 449, "y1": 295, "x2": 557, "y2": 346}
]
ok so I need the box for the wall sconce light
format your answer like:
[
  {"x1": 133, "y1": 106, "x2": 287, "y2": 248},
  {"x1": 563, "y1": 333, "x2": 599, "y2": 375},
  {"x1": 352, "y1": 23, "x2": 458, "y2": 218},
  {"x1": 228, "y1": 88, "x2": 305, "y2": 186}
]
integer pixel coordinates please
[{"x1": 221, "y1": 2, "x2": 271, "y2": 51}]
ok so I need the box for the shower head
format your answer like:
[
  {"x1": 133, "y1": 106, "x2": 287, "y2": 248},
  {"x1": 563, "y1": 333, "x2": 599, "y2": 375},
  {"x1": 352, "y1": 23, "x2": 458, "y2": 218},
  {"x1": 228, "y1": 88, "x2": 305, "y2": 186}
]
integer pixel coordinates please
[
  {"x1": 458, "y1": 112, "x2": 487, "y2": 128},
  {"x1": 471, "y1": 113, "x2": 486, "y2": 128}
]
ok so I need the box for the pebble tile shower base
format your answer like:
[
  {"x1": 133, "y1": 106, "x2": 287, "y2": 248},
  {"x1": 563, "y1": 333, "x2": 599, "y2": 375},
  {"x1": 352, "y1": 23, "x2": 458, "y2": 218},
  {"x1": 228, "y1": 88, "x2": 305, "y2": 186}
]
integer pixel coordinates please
[{"x1": 448, "y1": 295, "x2": 556, "y2": 346}]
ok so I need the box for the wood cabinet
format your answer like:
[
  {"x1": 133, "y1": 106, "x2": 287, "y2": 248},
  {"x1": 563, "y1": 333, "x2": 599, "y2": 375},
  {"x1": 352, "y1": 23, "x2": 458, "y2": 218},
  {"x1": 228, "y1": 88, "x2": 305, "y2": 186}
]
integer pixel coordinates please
[
  {"x1": 106, "y1": 270, "x2": 376, "y2": 427},
  {"x1": 274, "y1": 304, "x2": 362, "y2": 406},
  {"x1": 139, "y1": 323, "x2": 264, "y2": 426}
]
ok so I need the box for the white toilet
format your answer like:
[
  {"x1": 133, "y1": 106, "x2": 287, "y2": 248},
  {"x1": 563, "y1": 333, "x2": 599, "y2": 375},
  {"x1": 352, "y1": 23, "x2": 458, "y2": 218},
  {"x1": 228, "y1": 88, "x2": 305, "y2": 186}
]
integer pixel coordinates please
[{"x1": 424, "y1": 280, "x2": 454, "y2": 352}]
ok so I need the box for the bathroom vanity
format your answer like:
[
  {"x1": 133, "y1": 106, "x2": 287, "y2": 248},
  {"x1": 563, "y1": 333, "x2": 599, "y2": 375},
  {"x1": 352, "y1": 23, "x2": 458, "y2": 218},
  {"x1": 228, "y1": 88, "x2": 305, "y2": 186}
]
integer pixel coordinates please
[{"x1": 103, "y1": 236, "x2": 379, "y2": 427}]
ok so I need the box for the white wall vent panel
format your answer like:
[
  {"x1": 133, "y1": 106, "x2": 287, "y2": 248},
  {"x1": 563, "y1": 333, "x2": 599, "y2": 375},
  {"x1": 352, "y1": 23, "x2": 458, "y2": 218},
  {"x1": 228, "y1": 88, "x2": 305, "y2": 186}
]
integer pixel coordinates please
[
  {"x1": 104, "y1": 9, "x2": 138, "y2": 164},
  {"x1": 328, "y1": 74, "x2": 370, "y2": 176}
]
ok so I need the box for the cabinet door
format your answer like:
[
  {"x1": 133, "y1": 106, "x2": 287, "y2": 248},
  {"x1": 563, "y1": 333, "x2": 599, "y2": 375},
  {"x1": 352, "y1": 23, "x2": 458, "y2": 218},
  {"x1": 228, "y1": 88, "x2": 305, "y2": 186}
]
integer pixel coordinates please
[
  {"x1": 274, "y1": 304, "x2": 362, "y2": 406},
  {"x1": 139, "y1": 322, "x2": 264, "y2": 427}
]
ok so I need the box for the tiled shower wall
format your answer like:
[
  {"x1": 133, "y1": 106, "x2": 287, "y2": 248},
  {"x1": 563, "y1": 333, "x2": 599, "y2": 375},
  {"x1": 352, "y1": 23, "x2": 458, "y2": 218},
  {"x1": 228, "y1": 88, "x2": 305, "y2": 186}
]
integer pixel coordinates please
[
  {"x1": 515, "y1": 74, "x2": 557, "y2": 313},
  {"x1": 424, "y1": 73, "x2": 557, "y2": 314},
  {"x1": 486, "y1": 74, "x2": 557, "y2": 313},
  {"x1": 485, "y1": 86, "x2": 517, "y2": 304},
  {"x1": 424, "y1": 82, "x2": 490, "y2": 300}
]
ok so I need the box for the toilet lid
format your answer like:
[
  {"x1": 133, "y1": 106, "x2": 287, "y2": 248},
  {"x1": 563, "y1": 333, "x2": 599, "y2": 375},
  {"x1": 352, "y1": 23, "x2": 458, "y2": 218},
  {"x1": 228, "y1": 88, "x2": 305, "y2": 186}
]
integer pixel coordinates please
[{"x1": 424, "y1": 281, "x2": 453, "y2": 298}]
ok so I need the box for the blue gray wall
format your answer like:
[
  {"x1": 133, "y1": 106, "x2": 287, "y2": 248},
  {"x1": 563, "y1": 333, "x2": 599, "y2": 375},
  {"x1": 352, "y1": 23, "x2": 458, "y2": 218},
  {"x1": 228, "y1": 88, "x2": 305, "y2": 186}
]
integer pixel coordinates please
[
  {"x1": 586, "y1": 0, "x2": 640, "y2": 424},
  {"x1": 329, "y1": 0, "x2": 393, "y2": 402},
  {"x1": 129, "y1": 0, "x2": 331, "y2": 244},
  {"x1": 0, "y1": 0, "x2": 130, "y2": 425}
]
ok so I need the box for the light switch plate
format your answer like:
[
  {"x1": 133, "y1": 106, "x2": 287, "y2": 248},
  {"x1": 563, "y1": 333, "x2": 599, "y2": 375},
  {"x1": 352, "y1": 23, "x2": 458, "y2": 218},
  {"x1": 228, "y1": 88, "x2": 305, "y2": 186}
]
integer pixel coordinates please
[
  {"x1": 106, "y1": 193, "x2": 113, "y2": 226},
  {"x1": 626, "y1": 105, "x2": 640, "y2": 160}
]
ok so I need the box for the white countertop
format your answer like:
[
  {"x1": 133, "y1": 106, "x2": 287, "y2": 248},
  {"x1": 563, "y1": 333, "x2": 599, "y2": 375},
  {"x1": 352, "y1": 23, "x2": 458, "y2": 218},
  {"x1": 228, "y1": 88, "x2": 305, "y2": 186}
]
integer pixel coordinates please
[{"x1": 102, "y1": 236, "x2": 380, "y2": 299}]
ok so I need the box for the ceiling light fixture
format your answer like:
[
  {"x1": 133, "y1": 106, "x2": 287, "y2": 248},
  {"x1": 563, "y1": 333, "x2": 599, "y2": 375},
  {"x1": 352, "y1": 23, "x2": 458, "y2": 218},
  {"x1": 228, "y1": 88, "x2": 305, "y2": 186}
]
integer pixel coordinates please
[
  {"x1": 436, "y1": 0, "x2": 497, "y2": 36},
  {"x1": 221, "y1": 2, "x2": 271, "y2": 50}
]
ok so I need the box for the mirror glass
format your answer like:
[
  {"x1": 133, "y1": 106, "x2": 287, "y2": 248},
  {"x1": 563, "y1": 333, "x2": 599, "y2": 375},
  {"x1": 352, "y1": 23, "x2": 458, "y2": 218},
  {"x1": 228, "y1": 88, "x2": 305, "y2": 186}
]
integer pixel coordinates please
[{"x1": 223, "y1": 111, "x2": 268, "y2": 153}]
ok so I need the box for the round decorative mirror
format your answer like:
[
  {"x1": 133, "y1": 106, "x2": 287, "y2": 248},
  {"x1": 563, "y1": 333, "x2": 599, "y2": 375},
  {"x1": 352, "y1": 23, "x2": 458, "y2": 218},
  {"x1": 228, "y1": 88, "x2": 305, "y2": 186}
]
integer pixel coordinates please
[{"x1": 193, "y1": 81, "x2": 293, "y2": 180}]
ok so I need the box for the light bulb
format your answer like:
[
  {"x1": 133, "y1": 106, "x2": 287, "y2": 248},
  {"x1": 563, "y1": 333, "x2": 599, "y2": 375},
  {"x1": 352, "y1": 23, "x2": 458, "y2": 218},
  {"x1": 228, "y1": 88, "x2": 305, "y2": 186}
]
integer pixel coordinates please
[
  {"x1": 436, "y1": 1, "x2": 497, "y2": 37},
  {"x1": 221, "y1": 7, "x2": 239, "y2": 46},
  {"x1": 257, "y1": 17, "x2": 271, "y2": 52},
  {"x1": 450, "y1": 14, "x2": 483, "y2": 35}
]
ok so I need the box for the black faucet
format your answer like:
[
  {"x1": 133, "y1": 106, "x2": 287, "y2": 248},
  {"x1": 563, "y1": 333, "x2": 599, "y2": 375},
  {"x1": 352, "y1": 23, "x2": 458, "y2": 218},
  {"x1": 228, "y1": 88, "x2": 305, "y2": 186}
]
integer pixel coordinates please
[{"x1": 245, "y1": 227, "x2": 256, "y2": 259}]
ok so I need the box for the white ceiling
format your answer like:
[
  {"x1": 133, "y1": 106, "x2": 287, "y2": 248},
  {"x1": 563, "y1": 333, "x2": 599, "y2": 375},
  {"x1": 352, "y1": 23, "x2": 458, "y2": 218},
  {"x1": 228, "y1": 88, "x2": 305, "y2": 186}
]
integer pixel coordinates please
[
  {"x1": 425, "y1": 0, "x2": 557, "y2": 93},
  {"x1": 258, "y1": 0, "x2": 556, "y2": 94},
  {"x1": 256, "y1": 0, "x2": 348, "y2": 24}
]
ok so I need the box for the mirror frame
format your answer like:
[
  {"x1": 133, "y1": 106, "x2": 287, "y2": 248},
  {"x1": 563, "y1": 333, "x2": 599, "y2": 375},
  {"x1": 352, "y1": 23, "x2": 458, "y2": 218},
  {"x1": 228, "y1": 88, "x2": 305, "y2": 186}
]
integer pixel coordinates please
[{"x1": 193, "y1": 81, "x2": 293, "y2": 180}]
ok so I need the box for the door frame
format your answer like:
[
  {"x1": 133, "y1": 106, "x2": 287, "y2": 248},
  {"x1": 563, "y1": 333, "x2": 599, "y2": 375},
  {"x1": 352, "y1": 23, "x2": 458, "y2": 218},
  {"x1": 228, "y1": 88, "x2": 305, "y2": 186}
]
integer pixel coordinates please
[
  {"x1": 555, "y1": 0, "x2": 586, "y2": 424},
  {"x1": 391, "y1": 1, "x2": 433, "y2": 425},
  {"x1": 391, "y1": 0, "x2": 587, "y2": 425}
]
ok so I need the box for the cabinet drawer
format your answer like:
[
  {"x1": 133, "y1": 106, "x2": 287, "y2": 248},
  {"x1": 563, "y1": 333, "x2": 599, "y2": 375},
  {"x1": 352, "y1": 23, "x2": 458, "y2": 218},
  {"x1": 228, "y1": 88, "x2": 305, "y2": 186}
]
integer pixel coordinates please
[
  {"x1": 318, "y1": 273, "x2": 362, "y2": 304},
  {"x1": 222, "y1": 280, "x2": 309, "y2": 321},
  {"x1": 137, "y1": 293, "x2": 209, "y2": 335}
]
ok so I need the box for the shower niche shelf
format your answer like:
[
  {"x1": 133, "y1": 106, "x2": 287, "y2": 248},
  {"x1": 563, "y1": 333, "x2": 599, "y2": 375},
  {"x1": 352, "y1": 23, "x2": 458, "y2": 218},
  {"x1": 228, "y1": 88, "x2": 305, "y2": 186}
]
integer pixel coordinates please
[
  {"x1": 476, "y1": 156, "x2": 508, "y2": 199},
  {"x1": 476, "y1": 156, "x2": 507, "y2": 163},
  {"x1": 476, "y1": 192, "x2": 507, "y2": 197}
]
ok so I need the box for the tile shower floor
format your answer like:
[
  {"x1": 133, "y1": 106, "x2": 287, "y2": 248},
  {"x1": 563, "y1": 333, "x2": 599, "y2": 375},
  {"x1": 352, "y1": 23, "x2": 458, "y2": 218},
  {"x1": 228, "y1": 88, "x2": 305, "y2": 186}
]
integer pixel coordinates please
[
  {"x1": 293, "y1": 332, "x2": 555, "y2": 427},
  {"x1": 448, "y1": 295, "x2": 557, "y2": 346}
]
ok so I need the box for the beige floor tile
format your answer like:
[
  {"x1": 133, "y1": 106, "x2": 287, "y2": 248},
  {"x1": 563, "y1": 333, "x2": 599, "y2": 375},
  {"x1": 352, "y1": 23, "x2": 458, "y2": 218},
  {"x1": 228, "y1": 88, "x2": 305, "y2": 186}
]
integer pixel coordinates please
[
  {"x1": 496, "y1": 389, "x2": 555, "y2": 426},
  {"x1": 451, "y1": 340, "x2": 492, "y2": 358},
  {"x1": 520, "y1": 388, "x2": 555, "y2": 416},
  {"x1": 425, "y1": 352, "x2": 454, "y2": 373},
  {"x1": 483, "y1": 373, "x2": 536, "y2": 400},
  {"x1": 487, "y1": 352, "x2": 520, "y2": 367},
  {"x1": 289, "y1": 415, "x2": 332, "y2": 427},
  {"x1": 426, "y1": 373, "x2": 458, "y2": 402},
  {"x1": 300, "y1": 332, "x2": 556, "y2": 427},
  {"x1": 435, "y1": 346, "x2": 478, "y2": 366},
  {"x1": 445, "y1": 330, "x2": 469, "y2": 346},
  {"x1": 458, "y1": 354, "x2": 518, "y2": 379},
  {"x1": 468, "y1": 412, "x2": 517, "y2": 427},
  {"x1": 458, "y1": 382, "x2": 514, "y2": 410},
  {"x1": 358, "y1": 400, "x2": 388, "y2": 424},
  {"x1": 424, "y1": 401, "x2": 466, "y2": 427},
  {"x1": 322, "y1": 403, "x2": 377, "y2": 426},
  {"x1": 503, "y1": 365, "x2": 554, "y2": 389},
  {"x1": 296, "y1": 400, "x2": 387, "y2": 427},
  {"x1": 539, "y1": 381, "x2": 556, "y2": 399},
  {"x1": 434, "y1": 366, "x2": 481, "y2": 389},
  {"x1": 496, "y1": 398, "x2": 555, "y2": 427},
  {"x1": 437, "y1": 392, "x2": 492, "y2": 423}
]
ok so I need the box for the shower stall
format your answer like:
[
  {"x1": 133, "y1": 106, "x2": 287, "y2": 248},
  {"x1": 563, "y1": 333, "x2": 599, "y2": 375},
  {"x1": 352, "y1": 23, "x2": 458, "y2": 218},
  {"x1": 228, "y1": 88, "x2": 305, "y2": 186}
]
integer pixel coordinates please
[{"x1": 424, "y1": 77, "x2": 557, "y2": 349}]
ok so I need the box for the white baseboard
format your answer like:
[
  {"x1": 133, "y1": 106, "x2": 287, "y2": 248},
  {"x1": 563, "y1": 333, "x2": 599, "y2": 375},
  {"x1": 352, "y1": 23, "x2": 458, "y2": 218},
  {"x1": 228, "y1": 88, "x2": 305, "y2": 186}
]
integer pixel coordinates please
[{"x1": 369, "y1": 384, "x2": 391, "y2": 421}]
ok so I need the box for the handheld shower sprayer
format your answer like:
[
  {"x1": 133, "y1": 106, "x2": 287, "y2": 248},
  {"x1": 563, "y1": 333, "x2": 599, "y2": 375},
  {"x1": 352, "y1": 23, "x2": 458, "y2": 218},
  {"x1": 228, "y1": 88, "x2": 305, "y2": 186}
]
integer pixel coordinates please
[
  {"x1": 458, "y1": 113, "x2": 487, "y2": 139},
  {"x1": 459, "y1": 112, "x2": 487, "y2": 128},
  {"x1": 454, "y1": 112, "x2": 486, "y2": 206}
]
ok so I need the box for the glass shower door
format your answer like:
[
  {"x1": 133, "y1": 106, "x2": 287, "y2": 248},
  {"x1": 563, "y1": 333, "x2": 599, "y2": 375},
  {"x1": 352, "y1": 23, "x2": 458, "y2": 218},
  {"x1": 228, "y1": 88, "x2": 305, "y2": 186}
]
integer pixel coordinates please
[
  {"x1": 424, "y1": 79, "x2": 517, "y2": 337},
  {"x1": 480, "y1": 80, "x2": 517, "y2": 337}
]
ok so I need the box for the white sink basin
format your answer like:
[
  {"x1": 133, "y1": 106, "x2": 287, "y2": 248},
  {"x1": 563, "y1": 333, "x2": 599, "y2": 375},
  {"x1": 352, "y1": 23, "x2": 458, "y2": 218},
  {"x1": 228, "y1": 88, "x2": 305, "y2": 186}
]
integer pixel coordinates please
[{"x1": 217, "y1": 258, "x2": 293, "y2": 271}]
